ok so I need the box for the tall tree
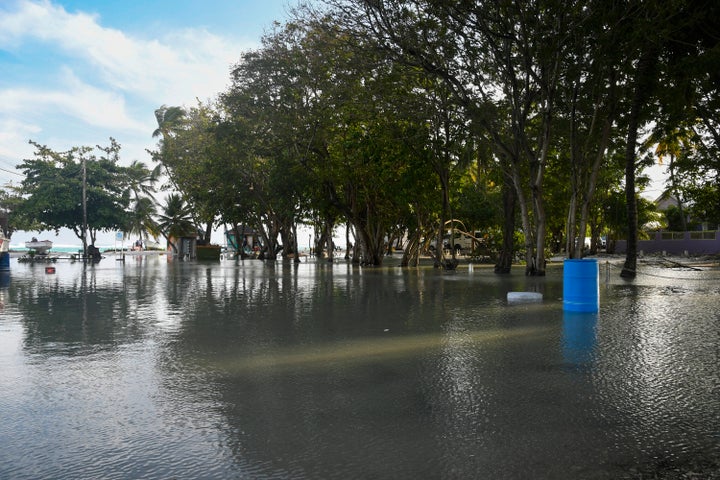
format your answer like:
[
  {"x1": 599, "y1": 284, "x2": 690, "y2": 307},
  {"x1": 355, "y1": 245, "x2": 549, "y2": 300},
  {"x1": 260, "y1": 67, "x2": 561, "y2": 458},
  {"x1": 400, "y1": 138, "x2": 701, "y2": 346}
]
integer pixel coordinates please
[
  {"x1": 223, "y1": 18, "x2": 441, "y2": 265},
  {"x1": 150, "y1": 102, "x2": 222, "y2": 244},
  {"x1": 326, "y1": 0, "x2": 583, "y2": 274},
  {"x1": 124, "y1": 160, "x2": 162, "y2": 244},
  {"x1": 616, "y1": 0, "x2": 719, "y2": 277},
  {"x1": 16, "y1": 139, "x2": 131, "y2": 254}
]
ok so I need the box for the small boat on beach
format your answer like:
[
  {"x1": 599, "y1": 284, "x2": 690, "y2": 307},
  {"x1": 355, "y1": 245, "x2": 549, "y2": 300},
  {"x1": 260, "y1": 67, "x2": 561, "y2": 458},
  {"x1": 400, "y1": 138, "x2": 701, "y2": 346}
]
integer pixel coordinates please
[{"x1": 25, "y1": 239, "x2": 53, "y2": 254}]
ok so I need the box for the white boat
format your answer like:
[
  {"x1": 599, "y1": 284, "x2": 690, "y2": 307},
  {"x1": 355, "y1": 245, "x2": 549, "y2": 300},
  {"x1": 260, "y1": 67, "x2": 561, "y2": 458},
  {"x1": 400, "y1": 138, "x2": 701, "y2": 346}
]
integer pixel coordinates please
[{"x1": 25, "y1": 239, "x2": 53, "y2": 254}]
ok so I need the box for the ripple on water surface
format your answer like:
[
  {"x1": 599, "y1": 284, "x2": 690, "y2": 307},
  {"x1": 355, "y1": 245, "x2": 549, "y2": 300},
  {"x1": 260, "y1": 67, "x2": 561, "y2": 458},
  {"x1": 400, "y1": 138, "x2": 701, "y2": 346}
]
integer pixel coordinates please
[{"x1": 1, "y1": 260, "x2": 718, "y2": 478}]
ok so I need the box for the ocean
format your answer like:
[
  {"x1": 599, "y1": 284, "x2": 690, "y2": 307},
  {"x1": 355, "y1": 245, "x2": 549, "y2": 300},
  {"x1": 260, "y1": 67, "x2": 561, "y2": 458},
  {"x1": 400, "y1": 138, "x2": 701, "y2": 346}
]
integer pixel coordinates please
[{"x1": 10, "y1": 244, "x2": 117, "y2": 253}]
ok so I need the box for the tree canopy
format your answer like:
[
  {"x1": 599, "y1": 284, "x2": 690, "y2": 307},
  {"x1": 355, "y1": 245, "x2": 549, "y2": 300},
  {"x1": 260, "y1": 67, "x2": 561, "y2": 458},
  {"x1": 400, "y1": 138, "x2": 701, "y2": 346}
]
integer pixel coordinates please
[
  {"x1": 3, "y1": 0, "x2": 718, "y2": 272},
  {"x1": 11, "y1": 139, "x2": 159, "y2": 254}
]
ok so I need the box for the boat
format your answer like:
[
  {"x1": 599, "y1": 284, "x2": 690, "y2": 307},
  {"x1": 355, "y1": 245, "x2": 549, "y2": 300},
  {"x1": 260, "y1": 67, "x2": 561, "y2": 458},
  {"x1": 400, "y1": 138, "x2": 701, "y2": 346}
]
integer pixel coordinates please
[{"x1": 25, "y1": 239, "x2": 53, "y2": 255}]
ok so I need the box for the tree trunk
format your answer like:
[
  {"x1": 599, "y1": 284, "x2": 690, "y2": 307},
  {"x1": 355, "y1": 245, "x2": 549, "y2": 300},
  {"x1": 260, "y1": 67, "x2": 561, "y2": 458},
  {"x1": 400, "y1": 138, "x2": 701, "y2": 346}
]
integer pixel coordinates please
[
  {"x1": 495, "y1": 173, "x2": 515, "y2": 274},
  {"x1": 510, "y1": 165, "x2": 535, "y2": 275},
  {"x1": 668, "y1": 155, "x2": 687, "y2": 231},
  {"x1": 345, "y1": 223, "x2": 351, "y2": 260},
  {"x1": 292, "y1": 223, "x2": 300, "y2": 263},
  {"x1": 621, "y1": 48, "x2": 657, "y2": 278},
  {"x1": 325, "y1": 221, "x2": 334, "y2": 263},
  {"x1": 577, "y1": 72, "x2": 616, "y2": 259},
  {"x1": 531, "y1": 179, "x2": 547, "y2": 276}
]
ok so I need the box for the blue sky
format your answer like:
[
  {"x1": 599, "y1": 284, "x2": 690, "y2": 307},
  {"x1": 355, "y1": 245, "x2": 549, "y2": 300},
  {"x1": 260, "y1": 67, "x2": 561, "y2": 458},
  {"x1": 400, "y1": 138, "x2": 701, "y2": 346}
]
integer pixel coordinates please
[{"x1": 0, "y1": 0, "x2": 295, "y2": 245}]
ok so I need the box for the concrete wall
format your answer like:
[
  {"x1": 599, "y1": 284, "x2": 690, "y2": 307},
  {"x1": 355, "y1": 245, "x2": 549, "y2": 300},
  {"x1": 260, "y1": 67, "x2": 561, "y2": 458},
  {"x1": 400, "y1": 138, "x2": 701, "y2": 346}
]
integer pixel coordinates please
[{"x1": 614, "y1": 231, "x2": 720, "y2": 255}]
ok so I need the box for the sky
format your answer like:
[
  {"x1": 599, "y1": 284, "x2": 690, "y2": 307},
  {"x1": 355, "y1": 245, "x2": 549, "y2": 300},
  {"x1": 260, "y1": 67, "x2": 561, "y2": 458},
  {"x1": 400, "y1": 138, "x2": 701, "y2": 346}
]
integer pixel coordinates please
[{"x1": 0, "y1": 0, "x2": 295, "y2": 246}]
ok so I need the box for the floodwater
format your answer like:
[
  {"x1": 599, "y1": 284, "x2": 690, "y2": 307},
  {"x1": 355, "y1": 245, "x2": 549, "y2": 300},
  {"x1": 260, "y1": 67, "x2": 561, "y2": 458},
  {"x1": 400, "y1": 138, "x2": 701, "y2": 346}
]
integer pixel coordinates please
[{"x1": 0, "y1": 255, "x2": 718, "y2": 479}]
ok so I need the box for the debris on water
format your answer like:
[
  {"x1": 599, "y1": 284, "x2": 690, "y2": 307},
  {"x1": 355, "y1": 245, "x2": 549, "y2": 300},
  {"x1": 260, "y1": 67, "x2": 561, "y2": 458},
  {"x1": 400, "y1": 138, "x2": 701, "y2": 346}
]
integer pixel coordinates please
[{"x1": 507, "y1": 291, "x2": 543, "y2": 304}]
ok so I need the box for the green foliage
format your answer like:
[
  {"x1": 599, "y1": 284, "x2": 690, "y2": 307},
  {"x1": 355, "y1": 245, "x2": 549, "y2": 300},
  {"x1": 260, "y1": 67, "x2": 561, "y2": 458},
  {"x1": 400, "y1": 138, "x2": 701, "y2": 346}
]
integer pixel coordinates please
[
  {"x1": 140, "y1": 2, "x2": 720, "y2": 265},
  {"x1": 155, "y1": 193, "x2": 196, "y2": 252},
  {"x1": 663, "y1": 205, "x2": 691, "y2": 232},
  {"x1": 5, "y1": 139, "x2": 159, "y2": 245},
  {"x1": 688, "y1": 183, "x2": 720, "y2": 226},
  {"x1": 14, "y1": 139, "x2": 133, "y2": 242},
  {"x1": 604, "y1": 190, "x2": 662, "y2": 239},
  {"x1": 453, "y1": 178, "x2": 502, "y2": 233}
]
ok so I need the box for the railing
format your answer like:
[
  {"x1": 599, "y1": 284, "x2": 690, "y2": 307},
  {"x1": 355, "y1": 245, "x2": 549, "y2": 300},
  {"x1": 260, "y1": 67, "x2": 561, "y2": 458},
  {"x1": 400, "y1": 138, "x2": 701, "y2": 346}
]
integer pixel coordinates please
[
  {"x1": 660, "y1": 232, "x2": 685, "y2": 240},
  {"x1": 690, "y1": 231, "x2": 716, "y2": 240}
]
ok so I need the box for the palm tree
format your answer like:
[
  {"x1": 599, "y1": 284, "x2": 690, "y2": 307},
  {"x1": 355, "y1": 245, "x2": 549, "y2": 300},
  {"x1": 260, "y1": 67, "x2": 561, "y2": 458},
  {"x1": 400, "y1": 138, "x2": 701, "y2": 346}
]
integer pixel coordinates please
[
  {"x1": 123, "y1": 160, "x2": 162, "y2": 246},
  {"x1": 155, "y1": 193, "x2": 195, "y2": 254},
  {"x1": 152, "y1": 105, "x2": 186, "y2": 141},
  {"x1": 126, "y1": 196, "x2": 159, "y2": 247},
  {"x1": 127, "y1": 160, "x2": 161, "y2": 198}
]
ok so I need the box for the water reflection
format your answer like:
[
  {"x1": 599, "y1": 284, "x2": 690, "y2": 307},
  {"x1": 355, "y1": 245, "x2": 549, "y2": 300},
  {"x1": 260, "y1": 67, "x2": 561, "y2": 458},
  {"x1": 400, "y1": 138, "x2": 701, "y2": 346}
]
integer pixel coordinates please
[
  {"x1": 562, "y1": 312, "x2": 598, "y2": 367},
  {"x1": 0, "y1": 258, "x2": 718, "y2": 478}
]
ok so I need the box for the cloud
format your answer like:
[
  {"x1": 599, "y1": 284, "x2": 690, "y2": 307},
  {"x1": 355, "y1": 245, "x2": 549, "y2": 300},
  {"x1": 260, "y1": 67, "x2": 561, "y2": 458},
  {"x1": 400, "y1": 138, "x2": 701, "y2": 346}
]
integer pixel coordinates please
[
  {"x1": 0, "y1": 0, "x2": 246, "y2": 103},
  {"x1": 0, "y1": 0, "x2": 255, "y2": 168},
  {"x1": 0, "y1": 68, "x2": 148, "y2": 132},
  {"x1": 0, "y1": 119, "x2": 41, "y2": 168}
]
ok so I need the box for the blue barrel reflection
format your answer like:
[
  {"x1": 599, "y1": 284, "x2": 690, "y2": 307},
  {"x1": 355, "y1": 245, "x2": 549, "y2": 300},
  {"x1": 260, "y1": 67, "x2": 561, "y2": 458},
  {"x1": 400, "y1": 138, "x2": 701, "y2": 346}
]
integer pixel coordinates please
[{"x1": 562, "y1": 311, "x2": 598, "y2": 366}]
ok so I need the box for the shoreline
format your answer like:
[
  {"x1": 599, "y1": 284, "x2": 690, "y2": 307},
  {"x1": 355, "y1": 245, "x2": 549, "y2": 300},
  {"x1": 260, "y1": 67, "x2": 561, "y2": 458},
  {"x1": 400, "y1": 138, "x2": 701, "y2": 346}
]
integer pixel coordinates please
[
  {"x1": 8, "y1": 249, "x2": 167, "y2": 258},
  {"x1": 6, "y1": 249, "x2": 719, "y2": 269}
]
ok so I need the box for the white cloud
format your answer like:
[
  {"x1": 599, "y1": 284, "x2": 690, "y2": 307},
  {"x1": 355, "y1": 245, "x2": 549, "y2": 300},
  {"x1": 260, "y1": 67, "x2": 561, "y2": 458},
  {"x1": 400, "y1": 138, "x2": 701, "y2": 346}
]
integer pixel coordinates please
[
  {"x1": 0, "y1": 0, "x2": 246, "y2": 103},
  {"x1": 0, "y1": 119, "x2": 40, "y2": 167},
  {"x1": 0, "y1": 0, "x2": 269, "y2": 243},
  {"x1": 0, "y1": 0, "x2": 256, "y2": 168},
  {"x1": 0, "y1": 68, "x2": 148, "y2": 133}
]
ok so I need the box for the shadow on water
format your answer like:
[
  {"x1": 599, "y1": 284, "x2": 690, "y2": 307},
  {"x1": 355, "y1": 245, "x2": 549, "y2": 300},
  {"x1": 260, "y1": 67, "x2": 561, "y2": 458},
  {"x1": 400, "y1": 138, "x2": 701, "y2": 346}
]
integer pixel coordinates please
[{"x1": 0, "y1": 258, "x2": 718, "y2": 479}]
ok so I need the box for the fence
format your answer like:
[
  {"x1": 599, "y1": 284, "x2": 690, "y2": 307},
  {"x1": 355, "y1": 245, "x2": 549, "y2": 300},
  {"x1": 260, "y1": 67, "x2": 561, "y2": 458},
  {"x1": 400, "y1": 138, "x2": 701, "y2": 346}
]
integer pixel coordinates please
[{"x1": 614, "y1": 230, "x2": 720, "y2": 255}]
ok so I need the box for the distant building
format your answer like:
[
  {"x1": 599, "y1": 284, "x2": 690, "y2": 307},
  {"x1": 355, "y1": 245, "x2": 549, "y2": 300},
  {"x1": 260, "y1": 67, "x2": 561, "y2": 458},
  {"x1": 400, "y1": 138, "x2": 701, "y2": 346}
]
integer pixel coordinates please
[
  {"x1": 654, "y1": 192, "x2": 681, "y2": 211},
  {"x1": 225, "y1": 226, "x2": 261, "y2": 255},
  {"x1": 614, "y1": 192, "x2": 719, "y2": 255},
  {"x1": 167, "y1": 235, "x2": 196, "y2": 259}
]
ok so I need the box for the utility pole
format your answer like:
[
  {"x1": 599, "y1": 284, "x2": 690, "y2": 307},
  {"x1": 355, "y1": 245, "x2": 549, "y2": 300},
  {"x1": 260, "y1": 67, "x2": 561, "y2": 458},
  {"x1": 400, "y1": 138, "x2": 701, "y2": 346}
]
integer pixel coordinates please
[{"x1": 82, "y1": 155, "x2": 87, "y2": 258}]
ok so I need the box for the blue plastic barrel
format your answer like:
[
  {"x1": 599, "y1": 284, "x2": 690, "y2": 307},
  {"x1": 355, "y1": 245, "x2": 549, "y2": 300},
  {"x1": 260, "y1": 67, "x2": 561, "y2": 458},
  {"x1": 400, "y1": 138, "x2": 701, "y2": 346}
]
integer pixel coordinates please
[
  {"x1": 0, "y1": 252, "x2": 9, "y2": 271},
  {"x1": 563, "y1": 259, "x2": 599, "y2": 312}
]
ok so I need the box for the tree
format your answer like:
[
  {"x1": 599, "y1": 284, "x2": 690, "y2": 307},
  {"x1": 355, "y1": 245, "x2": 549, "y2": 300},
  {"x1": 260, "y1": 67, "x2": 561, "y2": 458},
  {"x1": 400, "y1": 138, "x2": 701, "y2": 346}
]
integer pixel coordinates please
[
  {"x1": 323, "y1": 0, "x2": 591, "y2": 274},
  {"x1": 222, "y1": 18, "x2": 442, "y2": 265},
  {"x1": 222, "y1": 53, "x2": 306, "y2": 260},
  {"x1": 153, "y1": 105, "x2": 187, "y2": 141},
  {"x1": 150, "y1": 102, "x2": 223, "y2": 245},
  {"x1": 15, "y1": 139, "x2": 131, "y2": 255},
  {"x1": 617, "y1": 0, "x2": 720, "y2": 277},
  {"x1": 155, "y1": 193, "x2": 196, "y2": 255},
  {"x1": 0, "y1": 183, "x2": 26, "y2": 238},
  {"x1": 123, "y1": 160, "x2": 161, "y2": 244}
]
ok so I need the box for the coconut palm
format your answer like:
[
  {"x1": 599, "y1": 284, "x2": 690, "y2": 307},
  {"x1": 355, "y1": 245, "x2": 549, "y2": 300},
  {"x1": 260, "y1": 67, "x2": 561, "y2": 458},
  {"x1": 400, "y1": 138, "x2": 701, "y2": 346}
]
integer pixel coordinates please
[
  {"x1": 126, "y1": 160, "x2": 161, "y2": 199},
  {"x1": 122, "y1": 160, "x2": 162, "y2": 246},
  {"x1": 646, "y1": 126, "x2": 695, "y2": 231},
  {"x1": 125, "y1": 196, "x2": 159, "y2": 247},
  {"x1": 152, "y1": 105, "x2": 186, "y2": 141},
  {"x1": 155, "y1": 193, "x2": 195, "y2": 254}
]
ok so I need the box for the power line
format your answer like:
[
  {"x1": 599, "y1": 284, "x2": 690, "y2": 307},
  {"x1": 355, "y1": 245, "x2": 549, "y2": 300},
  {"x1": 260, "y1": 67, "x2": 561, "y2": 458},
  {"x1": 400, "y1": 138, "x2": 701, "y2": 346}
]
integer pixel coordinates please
[{"x1": 0, "y1": 166, "x2": 23, "y2": 177}]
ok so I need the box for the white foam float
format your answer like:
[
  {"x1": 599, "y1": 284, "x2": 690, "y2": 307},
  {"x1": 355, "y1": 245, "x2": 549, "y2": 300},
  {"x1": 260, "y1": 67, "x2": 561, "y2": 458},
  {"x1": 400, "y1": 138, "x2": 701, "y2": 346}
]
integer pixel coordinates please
[{"x1": 507, "y1": 291, "x2": 543, "y2": 304}]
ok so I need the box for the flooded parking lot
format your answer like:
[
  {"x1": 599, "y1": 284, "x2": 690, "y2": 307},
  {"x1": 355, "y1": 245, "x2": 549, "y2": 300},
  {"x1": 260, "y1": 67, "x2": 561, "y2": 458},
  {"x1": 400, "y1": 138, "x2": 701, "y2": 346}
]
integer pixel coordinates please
[{"x1": 0, "y1": 255, "x2": 718, "y2": 479}]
